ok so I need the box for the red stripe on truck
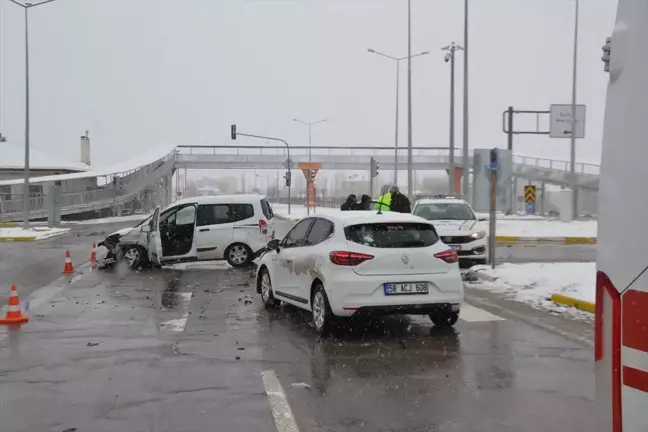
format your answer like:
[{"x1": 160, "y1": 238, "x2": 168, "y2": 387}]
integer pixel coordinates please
[
  {"x1": 623, "y1": 289, "x2": 648, "y2": 353},
  {"x1": 623, "y1": 366, "x2": 648, "y2": 393}
]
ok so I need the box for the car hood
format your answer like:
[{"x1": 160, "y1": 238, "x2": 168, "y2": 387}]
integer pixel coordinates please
[
  {"x1": 430, "y1": 220, "x2": 485, "y2": 235},
  {"x1": 110, "y1": 227, "x2": 134, "y2": 238}
]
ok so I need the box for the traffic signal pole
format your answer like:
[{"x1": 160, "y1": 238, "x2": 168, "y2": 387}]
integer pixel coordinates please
[{"x1": 231, "y1": 125, "x2": 292, "y2": 215}]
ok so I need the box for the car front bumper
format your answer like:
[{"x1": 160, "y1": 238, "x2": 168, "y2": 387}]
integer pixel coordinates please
[{"x1": 440, "y1": 235, "x2": 488, "y2": 261}]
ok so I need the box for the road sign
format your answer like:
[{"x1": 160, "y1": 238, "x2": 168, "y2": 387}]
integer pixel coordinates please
[
  {"x1": 525, "y1": 202, "x2": 535, "y2": 214},
  {"x1": 524, "y1": 185, "x2": 536, "y2": 203},
  {"x1": 549, "y1": 104, "x2": 586, "y2": 139}
]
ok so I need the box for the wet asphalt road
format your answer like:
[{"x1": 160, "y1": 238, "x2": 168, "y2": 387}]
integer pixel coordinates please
[{"x1": 0, "y1": 260, "x2": 594, "y2": 432}]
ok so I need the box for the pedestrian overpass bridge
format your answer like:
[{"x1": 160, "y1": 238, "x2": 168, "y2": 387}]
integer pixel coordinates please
[{"x1": 0, "y1": 145, "x2": 600, "y2": 222}]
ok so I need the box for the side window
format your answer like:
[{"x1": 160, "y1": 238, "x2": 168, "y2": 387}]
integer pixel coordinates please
[
  {"x1": 231, "y1": 204, "x2": 254, "y2": 222},
  {"x1": 175, "y1": 206, "x2": 196, "y2": 226},
  {"x1": 196, "y1": 204, "x2": 232, "y2": 227},
  {"x1": 260, "y1": 199, "x2": 274, "y2": 219},
  {"x1": 282, "y1": 219, "x2": 314, "y2": 248},
  {"x1": 306, "y1": 219, "x2": 334, "y2": 246}
]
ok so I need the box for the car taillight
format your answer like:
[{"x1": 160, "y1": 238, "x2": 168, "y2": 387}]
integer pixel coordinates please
[
  {"x1": 258, "y1": 219, "x2": 268, "y2": 235},
  {"x1": 329, "y1": 251, "x2": 374, "y2": 266},
  {"x1": 434, "y1": 249, "x2": 459, "y2": 264}
]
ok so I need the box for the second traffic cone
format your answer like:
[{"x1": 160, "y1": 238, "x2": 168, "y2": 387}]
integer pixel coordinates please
[
  {"x1": 64, "y1": 250, "x2": 74, "y2": 274},
  {"x1": 90, "y1": 242, "x2": 97, "y2": 267},
  {"x1": 0, "y1": 284, "x2": 29, "y2": 324}
]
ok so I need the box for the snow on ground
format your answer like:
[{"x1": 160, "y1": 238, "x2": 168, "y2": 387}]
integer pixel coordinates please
[
  {"x1": 272, "y1": 204, "x2": 597, "y2": 238},
  {"x1": 469, "y1": 262, "x2": 596, "y2": 319},
  {"x1": 65, "y1": 214, "x2": 150, "y2": 226},
  {"x1": 0, "y1": 226, "x2": 70, "y2": 240}
]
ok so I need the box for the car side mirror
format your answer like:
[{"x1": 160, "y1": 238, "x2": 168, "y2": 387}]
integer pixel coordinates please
[
  {"x1": 267, "y1": 239, "x2": 281, "y2": 252},
  {"x1": 141, "y1": 225, "x2": 151, "y2": 233}
]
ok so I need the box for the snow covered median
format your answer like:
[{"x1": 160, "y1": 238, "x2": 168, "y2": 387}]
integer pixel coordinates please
[
  {"x1": 0, "y1": 226, "x2": 70, "y2": 241},
  {"x1": 271, "y1": 204, "x2": 597, "y2": 241},
  {"x1": 468, "y1": 262, "x2": 596, "y2": 317}
]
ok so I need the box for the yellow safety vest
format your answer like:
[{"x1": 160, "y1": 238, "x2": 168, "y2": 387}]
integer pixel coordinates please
[{"x1": 374, "y1": 192, "x2": 391, "y2": 211}]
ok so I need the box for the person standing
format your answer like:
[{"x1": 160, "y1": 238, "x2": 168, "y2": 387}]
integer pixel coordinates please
[
  {"x1": 374, "y1": 185, "x2": 392, "y2": 211},
  {"x1": 356, "y1": 194, "x2": 372, "y2": 210},
  {"x1": 341, "y1": 194, "x2": 357, "y2": 211},
  {"x1": 389, "y1": 186, "x2": 411, "y2": 213}
]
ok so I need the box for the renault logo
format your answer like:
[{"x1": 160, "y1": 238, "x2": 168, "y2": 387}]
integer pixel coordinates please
[{"x1": 401, "y1": 255, "x2": 409, "y2": 265}]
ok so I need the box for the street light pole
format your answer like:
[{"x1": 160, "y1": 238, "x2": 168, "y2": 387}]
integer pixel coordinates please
[
  {"x1": 406, "y1": 0, "x2": 413, "y2": 200},
  {"x1": 442, "y1": 42, "x2": 463, "y2": 195},
  {"x1": 462, "y1": 0, "x2": 470, "y2": 203},
  {"x1": 367, "y1": 48, "x2": 428, "y2": 189},
  {"x1": 8, "y1": 0, "x2": 60, "y2": 229},
  {"x1": 570, "y1": 0, "x2": 580, "y2": 218},
  {"x1": 292, "y1": 118, "x2": 327, "y2": 162}
]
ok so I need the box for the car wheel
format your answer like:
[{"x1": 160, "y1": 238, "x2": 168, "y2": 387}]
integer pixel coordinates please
[
  {"x1": 430, "y1": 312, "x2": 459, "y2": 327},
  {"x1": 259, "y1": 269, "x2": 280, "y2": 308},
  {"x1": 123, "y1": 245, "x2": 148, "y2": 270},
  {"x1": 312, "y1": 284, "x2": 335, "y2": 335},
  {"x1": 226, "y1": 243, "x2": 253, "y2": 267}
]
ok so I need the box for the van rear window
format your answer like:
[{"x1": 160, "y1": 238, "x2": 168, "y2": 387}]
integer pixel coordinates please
[
  {"x1": 345, "y1": 223, "x2": 439, "y2": 248},
  {"x1": 260, "y1": 199, "x2": 274, "y2": 220}
]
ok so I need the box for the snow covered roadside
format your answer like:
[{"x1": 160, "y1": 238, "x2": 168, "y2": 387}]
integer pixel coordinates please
[
  {"x1": 63, "y1": 214, "x2": 150, "y2": 226},
  {"x1": 271, "y1": 204, "x2": 597, "y2": 239},
  {"x1": 0, "y1": 226, "x2": 70, "y2": 241},
  {"x1": 468, "y1": 262, "x2": 596, "y2": 318}
]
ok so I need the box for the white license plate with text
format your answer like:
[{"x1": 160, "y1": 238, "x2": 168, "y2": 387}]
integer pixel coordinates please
[{"x1": 384, "y1": 282, "x2": 429, "y2": 295}]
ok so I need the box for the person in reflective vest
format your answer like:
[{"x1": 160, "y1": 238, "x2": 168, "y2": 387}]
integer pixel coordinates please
[{"x1": 374, "y1": 185, "x2": 392, "y2": 211}]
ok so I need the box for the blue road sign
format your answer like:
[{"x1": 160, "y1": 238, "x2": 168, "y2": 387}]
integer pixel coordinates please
[{"x1": 525, "y1": 202, "x2": 536, "y2": 214}]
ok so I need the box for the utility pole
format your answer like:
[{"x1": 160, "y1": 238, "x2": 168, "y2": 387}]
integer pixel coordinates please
[
  {"x1": 442, "y1": 42, "x2": 463, "y2": 195},
  {"x1": 569, "y1": 0, "x2": 580, "y2": 218},
  {"x1": 462, "y1": 0, "x2": 470, "y2": 203},
  {"x1": 406, "y1": 0, "x2": 414, "y2": 200}
]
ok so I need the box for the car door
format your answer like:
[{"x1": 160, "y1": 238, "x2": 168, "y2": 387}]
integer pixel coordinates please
[
  {"x1": 194, "y1": 204, "x2": 234, "y2": 260},
  {"x1": 292, "y1": 218, "x2": 335, "y2": 303},
  {"x1": 147, "y1": 206, "x2": 162, "y2": 265},
  {"x1": 271, "y1": 218, "x2": 315, "y2": 305}
]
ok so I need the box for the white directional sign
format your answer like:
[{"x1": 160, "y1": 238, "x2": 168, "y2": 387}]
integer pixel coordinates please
[{"x1": 549, "y1": 104, "x2": 586, "y2": 139}]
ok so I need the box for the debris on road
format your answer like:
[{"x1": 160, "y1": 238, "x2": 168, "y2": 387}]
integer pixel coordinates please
[
  {"x1": 291, "y1": 382, "x2": 311, "y2": 389},
  {"x1": 86, "y1": 342, "x2": 99, "y2": 347}
]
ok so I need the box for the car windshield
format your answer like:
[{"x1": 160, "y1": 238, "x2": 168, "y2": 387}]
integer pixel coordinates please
[
  {"x1": 345, "y1": 222, "x2": 439, "y2": 248},
  {"x1": 413, "y1": 203, "x2": 476, "y2": 221}
]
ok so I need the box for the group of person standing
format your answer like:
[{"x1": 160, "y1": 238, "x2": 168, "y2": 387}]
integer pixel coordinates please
[{"x1": 340, "y1": 185, "x2": 411, "y2": 213}]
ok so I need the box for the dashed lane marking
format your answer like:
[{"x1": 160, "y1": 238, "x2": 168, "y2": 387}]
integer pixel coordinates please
[
  {"x1": 160, "y1": 292, "x2": 192, "y2": 333},
  {"x1": 261, "y1": 370, "x2": 300, "y2": 432},
  {"x1": 460, "y1": 303, "x2": 506, "y2": 322}
]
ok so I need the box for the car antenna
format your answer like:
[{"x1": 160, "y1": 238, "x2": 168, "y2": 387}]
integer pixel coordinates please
[{"x1": 370, "y1": 200, "x2": 383, "y2": 215}]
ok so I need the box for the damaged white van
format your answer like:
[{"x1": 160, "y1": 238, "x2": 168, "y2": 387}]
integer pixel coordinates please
[{"x1": 98, "y1": 194, "x2": 275, "y2": 269}]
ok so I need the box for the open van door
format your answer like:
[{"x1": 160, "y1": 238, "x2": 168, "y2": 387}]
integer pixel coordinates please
[{"x1": 148, "y1": 206, "x2": 163, "y2": 266}]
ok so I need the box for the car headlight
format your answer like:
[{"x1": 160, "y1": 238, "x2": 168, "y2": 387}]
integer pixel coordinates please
[{"x1": 470, "y1": 231, "x2": 487, "y2": 240}]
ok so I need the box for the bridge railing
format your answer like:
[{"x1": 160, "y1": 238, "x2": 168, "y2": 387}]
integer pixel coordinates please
[{"x1": 512, "y1": 155, "x2": 600, "y2": 175}]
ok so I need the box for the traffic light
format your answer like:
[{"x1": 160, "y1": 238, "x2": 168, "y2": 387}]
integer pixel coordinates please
[
  {"x1": 284, "y1": 171, "x2": 291, "y2": 187},
  {"x1": 489, "y1": 148, "x2": 499, "y2": 171},
  {"x1": 370, "y1": 157, "x2": 379, "y2": 178},
  {"x1": 230, "y1": 124, "x2": 237, "y2": 140},
  {"x1": 308, "y1": 169, "x2": 317, "y2": 184}
]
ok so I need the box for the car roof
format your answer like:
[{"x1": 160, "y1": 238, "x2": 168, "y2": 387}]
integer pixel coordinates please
[
  {"x1": 306, "y1": 211, "x2": 430, "y2": 226},
  {"x1": 166, "y1": 194, "x2": 267, "y2": 208},
  {"x1": 414, "y1": 198, "x2": 470, "y2": 205}
]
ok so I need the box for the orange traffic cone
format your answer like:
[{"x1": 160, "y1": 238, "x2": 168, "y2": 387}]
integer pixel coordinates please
[
  {"x1": 63, "y1": 250, "x2": 74, "y2": 274},
  {"x1": 0, "y1": 284, "x2": 29, "y2": 324},
  {"x1": 90, "y1": 242, "x2": 97, "y2": 267}
]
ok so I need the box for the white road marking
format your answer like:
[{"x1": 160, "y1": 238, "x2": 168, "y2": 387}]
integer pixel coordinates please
[
  {"x1": 460, "y1": 303, "x2": 505, "y2": 322},
  {"x1": 261, "y1": 370, "x2": 300, "y2": 432},
  {"x1": 160, "y1": 292, "x2": 192, "y2": 333}
]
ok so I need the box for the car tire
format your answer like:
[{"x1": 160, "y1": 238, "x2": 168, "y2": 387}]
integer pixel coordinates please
[
  {"x1": 311, "y1": 284, "x2": 335, "y2": 335},
  {"x1": 259, "y1": 268, "x2": 280, "y2": 308},
  {"x1": 123, "y1": 245, "x2": 148, "y2": 270},
  {"x1": 430, "y1": 312, "x2": 459, "y2": 327},
  {"x1": 225, "y1": 243, "x2": 253, "y2": 267}
]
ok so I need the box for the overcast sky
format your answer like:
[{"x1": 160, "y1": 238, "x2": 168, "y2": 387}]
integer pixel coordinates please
[{"x1": 0, "y1": 0, "x2": 617, "y2": 170}]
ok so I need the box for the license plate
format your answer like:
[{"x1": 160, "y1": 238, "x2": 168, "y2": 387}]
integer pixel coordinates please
[
  {"x1": 384, "y1": 282, "x2": 429, "y2": 295},
  {"x1": 449, "y1": 245, "x2": 461, "y2": 251}
]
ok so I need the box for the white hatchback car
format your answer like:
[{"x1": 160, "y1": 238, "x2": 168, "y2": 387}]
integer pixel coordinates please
[
  {"x1": 412, "y1": 196, "x2": 488, "y2": 266},
  {"x1": 100, "y1": 194, "x2": 275, "y2": 268},
  {"x1": 256, "y1": 211, "x2": 464, "y2": 334}
]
